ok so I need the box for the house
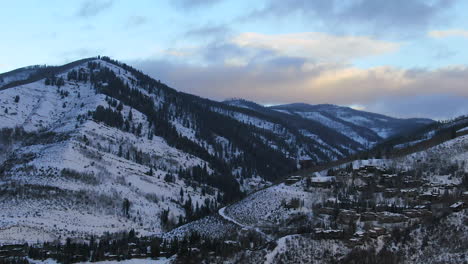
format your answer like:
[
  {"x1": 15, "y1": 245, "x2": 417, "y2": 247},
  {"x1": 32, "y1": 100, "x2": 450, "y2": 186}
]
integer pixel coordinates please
[
  {"x1": 360, "y1": 212, "x2": 378, "y2": 222},
  {"x1": 400, "y1": 188, "x2": 418, "y2": 198},
  {"x1": 285, "y1": 175, "x2": 302, "y2": 185},
  {"x1": 310, "y1": 176, "x2": 335, "y2": 188},
  {"x1": 402, "y1": 179, "x2": 424, "y2": 188},
  {"x1": 0, "y1": 244, "x2": 28, "y2": 258},
  {"x1": 414, "y1": 204, "x2": 430, "y2": 210},
  {"x1": 450, "y1": 201, "x2": 467, "y2": 212},
  {"x1": 347, "y1": 237, "x2": 364, "y2": 246},
  {"x1": 383, "y1": 188, "x2": 399, "y2": 198},
  {"x1": 314, "y1": 228, "x2": 344, "y2": 239},
  {"x1": 461, "y1": 191, "x2": 468, "y2": 201},
  {"x1": 362, "y1": 165, "x2": 378, "y2": 172},
  {"x1": 368, "y1": 227, "x2": 386, "y2": 238},
  {"x1": 419, "y1": 190, "x2": 441, "y2": 201},
  {"x1": 377, "y1": 212, "x2": 409, "y2": 223},
  {"x1": 337, "y1": 210, "x2": 359, "y2": 224},
  {"x1": 402, "y1": 209, "x2": 432, "y2": 218},
  {"x1": 315, "y1": 207, "x2": 336, "y2": 216},
  {"x1": 381, "y1": 174, "x2": 397, "y2": 180}
]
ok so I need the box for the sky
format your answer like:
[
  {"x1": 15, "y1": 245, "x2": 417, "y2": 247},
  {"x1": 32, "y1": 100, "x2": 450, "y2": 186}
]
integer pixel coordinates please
[{"x1": 2, "y1": 0, "x2": 468, "y2": 119}]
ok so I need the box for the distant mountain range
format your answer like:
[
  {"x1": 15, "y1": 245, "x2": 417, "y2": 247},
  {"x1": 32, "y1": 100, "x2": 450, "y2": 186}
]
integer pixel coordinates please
[{"x1": 224, "y1": 99, "x2": 434, "y2": 147}]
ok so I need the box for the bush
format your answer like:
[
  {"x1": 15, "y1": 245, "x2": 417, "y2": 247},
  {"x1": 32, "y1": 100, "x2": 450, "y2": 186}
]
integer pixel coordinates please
[{"x1": 61, "y1": 168, "x2": 100, "y2": 185}]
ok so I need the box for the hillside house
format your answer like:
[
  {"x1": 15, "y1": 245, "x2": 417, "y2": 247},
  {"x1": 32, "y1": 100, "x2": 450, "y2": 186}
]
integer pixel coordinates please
[
  {"x1": 450, "y1": 201, "x2": 467, "y2": 212},
  {"x1": 377, "y1": 212, "x2": 409, "y2": 223},
  {"x1": 360, "y1": 212, "x2": 378, "y2": 221},
  {"x1": 285, "y1": 175, "x2": 302, "y2": 185},
  {"x1": 314, "y1": 228, "x2": 344, "y2": 239},
  {"x1": 337, "y1": 210, "x2": 359, "y2": 224},
  {"x1": 368, "y1": 227, "x2": 386, "y2": 238},
  {"x1": 310, "y1": 176, "x2": 335, "y2": 188}
]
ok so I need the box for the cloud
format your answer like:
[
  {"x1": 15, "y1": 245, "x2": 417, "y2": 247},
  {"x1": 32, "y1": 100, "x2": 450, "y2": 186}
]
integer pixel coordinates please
[
  {"x1": 243, "y1": 0, "x2": 458, "y2": 37},
  {"x1": 128, "y1": 30, "x2": 466, "y2": 119},
  {"x1": 432, "y1": 48, "x2": 457, "y2": 60},
  {"x1": 168, "y1": 31, "x2": 399, "y2": 67},
  {"x1": 231, "y1": 32, "x2": 400, "y2": 63},
  {"x1": 185, "y1": 24, "x2": 232, "y2": 39},
  {"x1": 130, "y1": 56, "x2": 468, "y2": 119},
  {"x1": 171, "y1": 0, "x2": 224, "y2": 9},
  {"x1": 77, "y1": 0, "x2": 115, "y2": 18},
  {"x1": 366, "y1": 94, "x2": 468, "y2": 120},
  {"x1": 125, "y1": 16, "x2": 148, "y2": 28},
  {"x1": 429, "y1": 29, "x2": 468, "y2": 38}
]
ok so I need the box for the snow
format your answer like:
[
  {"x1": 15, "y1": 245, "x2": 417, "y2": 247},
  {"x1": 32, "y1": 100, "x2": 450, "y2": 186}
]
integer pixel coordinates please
[
  {"x1": 264, "y1": 235, "x2": 292, "y2": 264},
  {"x1": 223, "y1": 183, "x2": 329, "y2": 227},
  {"x1": 218, "y1": 206, "x2": 246, "y2": 228},
  {"x1": 163, "y1": 215, "x2": 239, "y2": 241},
  {"x1": 212, "y1": 107, "x2": 277, "y2": 131},
  {"x1": 394, "y1": 138, "x2": 426, "y2": 149},
  {"x1": 0, "y1": 59, "x2": 219, "y2": 242},
  {"x1": 297, "y1": 111, "x2": 372, "y2": 145}
]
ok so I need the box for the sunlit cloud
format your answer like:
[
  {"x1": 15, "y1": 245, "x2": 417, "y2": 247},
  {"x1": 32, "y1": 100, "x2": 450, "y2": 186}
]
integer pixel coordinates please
[
  {"x1": 232, "y1": 32, "x2": 400, "y2": 63},
  {"x1": 348, "y1": 104, "x2": 366, "y2": 111},
  {"x1": 131, "y1": 57, "x2": 468, "y2": 119}
]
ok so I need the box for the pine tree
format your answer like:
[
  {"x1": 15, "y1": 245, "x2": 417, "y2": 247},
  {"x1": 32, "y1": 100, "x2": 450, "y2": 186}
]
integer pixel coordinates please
[
  {"x1": 122, "y1": 198, "x2": 131, "y2": 218},
  {"x1": 118, "y1": 145, "x2": 123, "y2": 157},
  {"x1": 149, "y1": 239, "x2": 160, "y2": 259},
  {"x1": 128, "y1": 109, "x2": 133, "y2": 121}
]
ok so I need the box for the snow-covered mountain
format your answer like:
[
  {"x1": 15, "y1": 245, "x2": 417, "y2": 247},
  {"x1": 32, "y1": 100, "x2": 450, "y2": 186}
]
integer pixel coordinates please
[
  {"x1": 0, "y1": 57, "x2": 435, "y2": 246},
  {"x1": 273, "y1": 103, "x2": 432, "y2": 137},
  {"x1": 224, "y1": 100, "x2": 434, "y2": 148},
  {"x1": 0, "y1": 58, "x2": 218, "y2": 242}
]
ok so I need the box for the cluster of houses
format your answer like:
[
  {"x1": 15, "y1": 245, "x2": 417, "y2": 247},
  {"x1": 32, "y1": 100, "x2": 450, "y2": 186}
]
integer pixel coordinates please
[
  {"x1": 287, "y1": 163, "x2": 468, "y2": 246},
  {"x1": 0, "y1": 240, "x2": 154, "y2": 263},
  {"x1": 0, "y1": 244, "x2": 28, "y2": 259}
]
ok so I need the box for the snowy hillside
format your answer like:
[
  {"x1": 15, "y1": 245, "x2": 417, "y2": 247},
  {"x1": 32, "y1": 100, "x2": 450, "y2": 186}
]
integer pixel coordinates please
[
  {"x1": 0, "y1": 59, "x2": 222, "y2": 242},
  {"x1": 162, "y1": 130, "x2": 468, "y2": 263},
  {"x1": 267, "y1": 103, "x2": 434, "y2": 146}
]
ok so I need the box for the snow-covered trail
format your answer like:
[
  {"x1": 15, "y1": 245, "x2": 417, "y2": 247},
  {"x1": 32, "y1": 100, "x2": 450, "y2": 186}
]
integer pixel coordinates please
[
  {"x1": 218, "y1": 206, "x2": 246, "y2": 227},
  {"x1": 218, "y1": 206, "x2": 273, "y2": 242}
]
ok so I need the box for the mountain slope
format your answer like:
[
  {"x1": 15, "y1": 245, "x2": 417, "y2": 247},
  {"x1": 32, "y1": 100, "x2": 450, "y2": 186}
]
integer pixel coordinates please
[
  {"x1": 224, "y1": 99, "x2": 434, "y2": 150},
  {"x1": 0, "y1": 59, "x2": 217, "y2": 241}
]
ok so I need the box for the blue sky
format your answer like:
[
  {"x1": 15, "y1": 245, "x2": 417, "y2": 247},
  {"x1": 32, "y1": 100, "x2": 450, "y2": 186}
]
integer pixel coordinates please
[{"x1": 2, "y1": 0, "x2": 468, "y2": 119}]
